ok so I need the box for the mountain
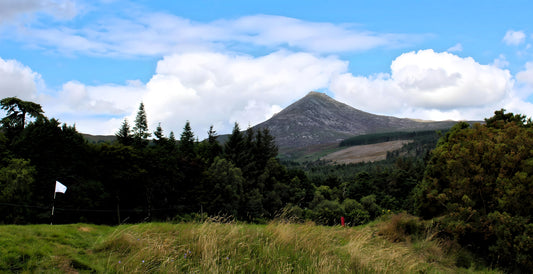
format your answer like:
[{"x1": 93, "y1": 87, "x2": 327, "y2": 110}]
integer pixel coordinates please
[{"x1": 254, "y1": 91, "x2": 457, "y2": 149}]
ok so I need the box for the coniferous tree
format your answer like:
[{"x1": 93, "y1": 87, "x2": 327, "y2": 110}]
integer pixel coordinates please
[
  {"x1": 169, "y1": 131, "x2": 176, "y2": 143},
  {"x1": 198, "y1": 125, "x2": 222, "y2": 164},
  {"x1": 132, "y1": 102, "x2": 150, "y2": 147},
  {"x1": 224, "y1": 123, "x2": 245, "y2": 167},
  {"x1": 0, "y1": 97, "x2": 45, "y2": 139},
  {"x1": 153, "y1": 123, "x2": 168, "y2": 146},
  {"x1": 179, "y1": 121, "x2": 195, "y2": 158},
  {"x1": 116, "y1": 118, "x2": 133, "y2": 146}
]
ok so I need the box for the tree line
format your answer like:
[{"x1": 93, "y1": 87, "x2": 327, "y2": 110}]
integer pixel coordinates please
[
  {"x1": 2, "y1": 97, "x2": 532, "y2": 270},
  {"x1": 0, "y1": 97, "x2": 435, "y2": 227}
]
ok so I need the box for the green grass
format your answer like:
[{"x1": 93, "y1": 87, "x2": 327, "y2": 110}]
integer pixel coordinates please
[{"x1": 0, "y1": 217, "x2": 500, "y2": 273}]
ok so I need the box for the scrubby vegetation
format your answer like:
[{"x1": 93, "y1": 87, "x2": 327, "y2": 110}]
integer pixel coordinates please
[
  {"x1": 414, "y1": 110, "x2": 533, "y2": 271},
  {"x1": 0, "y1": 217, "x2": 499, "y2": 273}
]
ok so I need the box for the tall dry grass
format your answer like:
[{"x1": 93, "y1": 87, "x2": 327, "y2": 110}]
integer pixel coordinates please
[{"x1": 90, "y1": 216, "x2": 498, "y2": 273}]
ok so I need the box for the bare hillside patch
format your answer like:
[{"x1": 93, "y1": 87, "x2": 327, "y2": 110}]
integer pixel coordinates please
[{"x1": 321, "y1": 140, "x2": 412, "y2": 164}]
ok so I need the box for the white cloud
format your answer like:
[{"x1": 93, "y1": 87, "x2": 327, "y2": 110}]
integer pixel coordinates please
[
  {"x1": 141, "y1": 51, "x2": 347, "y2": 137},
  {"x1": 0, "y1": 0, "x2": 78, "y2": 23},
  {"x1": 220, "y1": 15, "x2": 415, "y2": 53},
  {"x1": 1, "y1": 51, "x2": 346, "y2": 137},
  {"x1": 41, "y1": 80, "x2": 145, "y2": 134},
  {"x1": 516, "y1": 62, "x2": 533, "y2": 87},
  {"x1": 331, "y1": 49, "x2": 516, "y2": 120},
  {"x1": 447, "y1": 43, "x2": 463, "y2": 52},
  {"x1": 492, "y1": 54, "x2": 509, "y2": 68},
  {"x1": 0, "y1": 57, "x2": 41, "y2": 100},
  {"x1": 7, "y1": 13, "x2": 420, "y2": 57},
  {"x1": 503, "y1": 30, "x2": 526, "y2": 45}
]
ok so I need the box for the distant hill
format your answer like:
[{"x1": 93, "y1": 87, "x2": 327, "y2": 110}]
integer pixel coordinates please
[
  {"x1": 82, "y1": 134, "x2": 116, "y2": 144},
  {"x1": 254, "y1": 91, "x2": 457, "y2": 150}
]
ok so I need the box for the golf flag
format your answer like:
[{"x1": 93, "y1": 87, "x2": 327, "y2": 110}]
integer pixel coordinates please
[{"x1": 55, "y1": 181, "x2": 67, "y2": 194}]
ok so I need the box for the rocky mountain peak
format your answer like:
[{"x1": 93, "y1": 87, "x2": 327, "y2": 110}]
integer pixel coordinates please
[{"x1": 254, "y1": 91, "x2": 455, "y2": 149}]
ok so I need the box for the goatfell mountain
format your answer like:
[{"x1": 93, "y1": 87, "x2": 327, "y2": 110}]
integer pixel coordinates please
[{"x1": 254, "y1": 91, "x2": 456, "y2": 149}]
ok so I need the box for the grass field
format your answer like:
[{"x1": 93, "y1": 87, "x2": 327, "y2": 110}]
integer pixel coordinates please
[{"x1": 0, "y1": 215, "x2": 499, "y2": 273}]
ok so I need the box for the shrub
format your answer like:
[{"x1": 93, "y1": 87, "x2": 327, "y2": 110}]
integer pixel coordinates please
[{"x1": 414, "y1": 110, "x2": 533, "y2": 271}]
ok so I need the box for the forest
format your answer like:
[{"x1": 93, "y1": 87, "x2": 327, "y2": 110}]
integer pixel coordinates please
[{"x1": 1, "y1": 97, "x2": 533, "y2": 271}]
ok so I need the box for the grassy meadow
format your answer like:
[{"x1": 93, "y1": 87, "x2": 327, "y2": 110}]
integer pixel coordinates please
[{"x1": 0, "y1": 215, "x2": 499, "y2": 273}]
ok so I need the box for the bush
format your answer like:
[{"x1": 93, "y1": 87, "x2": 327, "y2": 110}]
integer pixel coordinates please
[{"x1": 414, "y1": 110, "x2": 533, "y2": 271}]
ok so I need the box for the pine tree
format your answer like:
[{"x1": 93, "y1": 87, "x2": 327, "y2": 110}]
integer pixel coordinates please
[
  {"x1": 153, "y1": 123, "x2": 167, "y2": 146},
  {"x1": 224, "y1": 122, "x2": 245, "y2": 167},
  {"x1": 179, "y1": 121, "x2": 195, "y2": 157},
  {"x1": 116, "y1": 118, "x2": 133, "y2": 146},
  {"x1": 132, "y1": 102, "x2": 150, "y2": 147},
  {"x1": 198, "y1": 125, "x2": 222, "y2": 164}
]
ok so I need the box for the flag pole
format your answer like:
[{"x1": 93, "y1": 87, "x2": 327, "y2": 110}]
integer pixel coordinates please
[
  {"x1": 51, "y1": 189, "x2": 56, "y2": 225},
  {"x1": 51, "y1": 181, "x2": 67, "y2": 225}
]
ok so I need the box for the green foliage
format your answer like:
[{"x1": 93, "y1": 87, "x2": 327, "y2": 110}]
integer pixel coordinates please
[
  {"x1": 115, "y1": 118, "x2": 133, "y2": 146},
  {"x1": 342, "y1": 199, "x2": 370, "y2": 226},
  {"x1": 0, "y1": 97, "x2": 44, "y2": 132},
  {"x1": 200, "y1": 157, "x2": 244, "y2": 216},
  {"x1": 485, "y1": 108, "x2": 532, "y2": 129},
  {"x1": 179, "y1": 121, "x2": 195, "y2": 158},
  {"x1": 132, "y1": 102, "x2": 150, "y2": 147},
  {"x1": 415, "y1": 110, "x2": 533, "y2": 271},
  {"x1": 197, "y1": 125, "x2": 222, "y2": 165},
  {"x1": 0, "y1": 158, "x2": 36, "y2": 224},
  {"x1": 340, "y1": 130, "x2": 444, "y2": 147}
]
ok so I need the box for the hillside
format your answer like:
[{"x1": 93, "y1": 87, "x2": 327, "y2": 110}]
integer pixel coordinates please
[
  {"x1": 0, "y1": 218, "x2": 497, "y2": 273},
  {"x1": 255, "y1": 91, "x2": 456, "y2": 150}
]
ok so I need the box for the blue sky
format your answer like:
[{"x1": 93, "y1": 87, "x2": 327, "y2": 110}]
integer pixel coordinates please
[{"x1": 1, "y1": 0, "x2": 532, "y2": 137}]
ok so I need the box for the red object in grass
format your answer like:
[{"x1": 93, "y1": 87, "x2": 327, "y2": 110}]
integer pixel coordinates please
[{"x1": 341, "y1": 216, "x2": 345, "y2": 227}]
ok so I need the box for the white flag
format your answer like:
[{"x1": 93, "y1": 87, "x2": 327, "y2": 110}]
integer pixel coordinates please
[{"x1": 55, "y1": 181, "x2": 67, "y2": 194}]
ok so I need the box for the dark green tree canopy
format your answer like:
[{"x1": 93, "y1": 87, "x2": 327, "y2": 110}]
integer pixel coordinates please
[
  {"x1": 0, "y1": 97, "x2": 44, "y2": 130},
  {"x1": 484, "y1": 108, "x2": 532, "y2": 128},
  {"x1": 415, "y1": 112, "x2": 533, "y2": 270}
]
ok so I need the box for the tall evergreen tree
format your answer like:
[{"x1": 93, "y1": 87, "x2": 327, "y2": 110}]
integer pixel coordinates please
[
  {"x1": 116, "y1": 118, "x2": 133, "y2": 146},
  {"x1": 0, "y1": 97, "x2": 45, "y2": 139},
  {"x1": 179, "y1": 121, "x2": 195, "y2": 158},
  {"x1": 198, "y1": 125, "x2": 222, "y2": 164},
  {"x1": 0, "y1": 97, "x2": 44, "y2": 130},
  {"x1": 224, "y1": 123, "x2": 245, "y2": 167},
  {"x1": 132, "y1": 102, "x2": 151, "y2": 147},
  {"x1": 153, "y1": 122, "x2": 168, "y2": 146}
]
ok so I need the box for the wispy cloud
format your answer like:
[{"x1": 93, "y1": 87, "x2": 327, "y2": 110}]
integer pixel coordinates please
[
  {"x1": 3, "y1": 10, "x2": 423, "y2": 57},
  {"x1": 447, "y1": 43, "x2": 462, "y2": 52},
  {"x1": 0, "y1": 0, "x2": 78, "y2": 23}
]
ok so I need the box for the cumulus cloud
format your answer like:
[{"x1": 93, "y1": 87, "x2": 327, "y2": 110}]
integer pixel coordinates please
[
  {"x1": 0, "y1": 57, "x2": 42, "y2": 100},
  {"x1": 516, "y1": 62, "x2": 533, "y2": 87},
  {"x1": 492, "y1": 54, "x2": 509, "y2": 68},
  {"x1": 42, "y1": 80, "x2": 146, "y2": 133},
  {"x1": 140, "y1": 51, "x2": 347, "y2": 137},
  {"x1": 503, "y1": 30, "x2": 526, "y2": 45},
  {"x1": 18, "y1": 50, "x2": 345, "y2": 137},
  {"x1": 331, "y1": 49, "x2": 515, "y2": 120}
]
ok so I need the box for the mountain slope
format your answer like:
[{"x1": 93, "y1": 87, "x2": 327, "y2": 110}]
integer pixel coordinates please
[{"x1": 254, "y1": 91, "x2": 456, "y2": 149}]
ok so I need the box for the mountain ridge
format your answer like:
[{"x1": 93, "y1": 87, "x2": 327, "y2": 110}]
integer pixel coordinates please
[{"x1": 254, "y1": 91, "x2": 457, "y2": 149}]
